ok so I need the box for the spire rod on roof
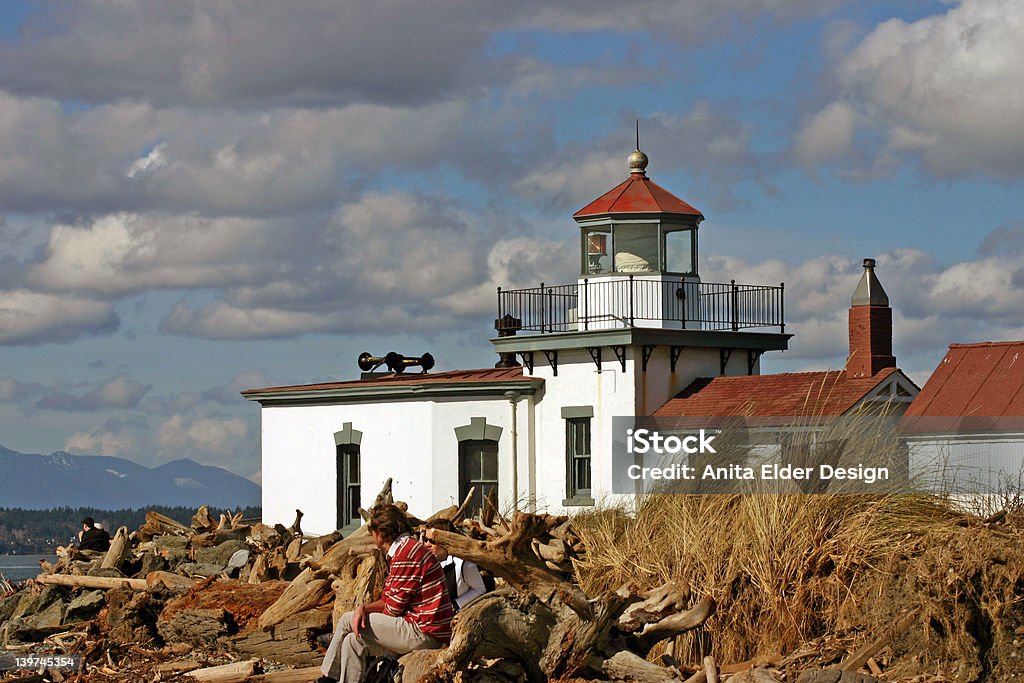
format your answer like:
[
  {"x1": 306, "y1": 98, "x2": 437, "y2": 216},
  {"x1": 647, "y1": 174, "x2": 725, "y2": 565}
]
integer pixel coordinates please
[{"x1": 628, "y1": 120, "x2": 649, "y2": 175}]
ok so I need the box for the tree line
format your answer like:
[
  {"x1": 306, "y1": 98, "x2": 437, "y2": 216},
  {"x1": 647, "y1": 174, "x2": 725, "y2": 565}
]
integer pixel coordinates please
[{"x1": 0, "y1": 506, "x2": 261, "y2": 554}]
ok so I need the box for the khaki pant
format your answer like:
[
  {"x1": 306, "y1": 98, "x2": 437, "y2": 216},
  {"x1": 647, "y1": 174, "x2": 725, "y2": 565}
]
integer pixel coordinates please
[{"x1": 320, "y1": 611, "x2": 440, "y2": 682}]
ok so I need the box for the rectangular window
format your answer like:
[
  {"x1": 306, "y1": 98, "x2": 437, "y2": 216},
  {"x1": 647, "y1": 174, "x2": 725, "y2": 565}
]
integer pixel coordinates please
[
  {"x1": 566, "y1": 417, "x2": 592, "y2": 503},
  {"x1": 336, "y1": 444, "x2": 361, "y2": 530},
  {"x1": 459, "y1": 440, "x2": 499, "y2": 519}
]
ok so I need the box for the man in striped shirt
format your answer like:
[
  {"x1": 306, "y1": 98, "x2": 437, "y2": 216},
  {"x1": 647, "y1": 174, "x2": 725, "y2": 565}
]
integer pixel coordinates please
[{"x1": 317, "y1": 504, "x2": 454, "y2": 683}]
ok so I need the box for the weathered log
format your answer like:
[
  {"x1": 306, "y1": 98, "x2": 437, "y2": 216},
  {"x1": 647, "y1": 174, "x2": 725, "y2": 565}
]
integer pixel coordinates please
[
  {"x1": 139, "y1": 511, "x2": 190, "y2": 541},
  {"x1": 257, "y1": 568, "x2": 336, "y2": 629},
  {"x1": 452, "y1": 486, "x2": 476, "y2": 523},
  {"x1": 158, "y1": 607, "x2": 236, "y2": 646},
  {"x1": 249, "y1": 554, "x2": 270, "y2": 584},
  {"x1": 185, "y1": 659, "x2": 262, "y2": 682},
  {"x1": 258, "y1": 480, "x2": 392, "y2": 628},
  {"x1": 427, "y1": 511, "x2": 587, "y2": 613},
  {"x1": 192, "y1": 506, "x2": 217, "y2": 532},
  {"x1": 287, "y1": 509, "x2": 304, "y2": 536},
  {"x1": 226, "y1": 608, "x2": 330, "y2": 666},
  {"x1": 603, "y1": 650, "x2": 680, "y2": 683},
  {"x1": 248, "y1": 666, "x2": 322, "y2": 682},
  {"x1": 154, "y1": 660, "x2": 204, "y2": 675},
  {"x1": 100, "y1": 526, "x2": 130, "y2": 570},
  {"x1": 35, "y1": 573, "x2": 147, "y2": 591},
  {"x1": 146, "y1": 570, "x2": 198, "y2": 591},
  {"x1": 332, "y1": 552, "x2": 387, "y2": 627},
  {"x1": 632, "y1": 596, "x2": 716, "y2": 653},
  {"x1": 703, "y1": 656, "x2": 719, "y2": 683}
]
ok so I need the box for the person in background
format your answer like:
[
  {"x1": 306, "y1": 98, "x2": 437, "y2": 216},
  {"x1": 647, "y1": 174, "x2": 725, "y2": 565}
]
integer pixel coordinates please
[
  {"x1": 316, "y1": 504, "x2": 453, "y2": 683},
  {"x1": 423, "y1": 519, "x2": 489, "y2": 611},
  {"x1": 77, "y1": 517, "x2": 110, "y2": 552}
]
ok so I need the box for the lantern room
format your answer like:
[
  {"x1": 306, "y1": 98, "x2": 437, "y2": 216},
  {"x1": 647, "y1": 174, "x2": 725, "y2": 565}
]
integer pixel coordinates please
[{"x1": 574, "y1": 149, "x2": 704, "y2": 277}]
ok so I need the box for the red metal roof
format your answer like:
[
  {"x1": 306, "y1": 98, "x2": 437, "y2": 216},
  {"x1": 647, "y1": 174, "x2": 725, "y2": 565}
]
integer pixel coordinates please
[
  {"x1": 654, "y1": 368, "x2": 900, "y2": 418},
  {"x1": 243, "y1": 367, "x2": 530, "y2": 395},
  {"x1": 904, "y1": 341, "x2": 1024, "y2": 418},
  {"x1": 574, "y1": 173, "x2": 703, "y2": 219}
]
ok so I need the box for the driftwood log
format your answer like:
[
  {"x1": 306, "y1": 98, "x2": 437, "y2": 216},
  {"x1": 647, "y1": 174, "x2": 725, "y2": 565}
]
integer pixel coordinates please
[{"x1": 257, "y1": 478, "x2": 714, "y2": 683}]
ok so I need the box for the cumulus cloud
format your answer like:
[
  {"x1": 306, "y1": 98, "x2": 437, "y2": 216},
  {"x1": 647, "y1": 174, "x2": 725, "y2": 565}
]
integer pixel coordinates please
[
  {"x1": 0, "y1": 1, "x2": 841, "y2": 108},
  {"x1": 158, "y1": 190, "x2": 561, "y2": 340},
  {"x1": 0, "y1": 289, "x2": 119, "y2": 345},
  {"x1": 28, "y1": 213, "x2": 280, "y2": 296},
  {"x1": 797, "y1": 0, "x2": 1024, "y2": 177},
  {"x1": 709, "y1": 230, "x2": 1024, "y2": 367},
  {"x1": 157, "y1": 415, "x2": 249, "y2": 455},
  {"x1": 34, "y1": 374, "x2": 152, "y2": 412},
  {"x1": 516, "y1": 104, "x2": 769, "y2": 212},
  {"x1": 0, "y1": 377, "x2": 46, "y2": 404}
]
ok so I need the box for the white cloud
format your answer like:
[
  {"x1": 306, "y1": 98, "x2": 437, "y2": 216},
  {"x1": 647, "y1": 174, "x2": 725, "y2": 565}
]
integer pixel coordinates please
[
  {"x1": 65, "y1": 428, "x2": 138, "y2": 457},
  {"x1": 157, "y1": 415, "x2": 249, "y2": 454},
  {"x1": 794, "y1": 102, "x2": 856, "y2": 166},
  {"x1": 35, "y1": 374, "x2": 152, "y2": 412},
  {"x1": 29, "y1": 213, "x2": 278, "y2": 296},
  {"x1": 0, "y1": 289, "x2": 118, "y2": 345},
  {"x1": 800, "y1": 0, "x2": 1024, "y2": 177}
]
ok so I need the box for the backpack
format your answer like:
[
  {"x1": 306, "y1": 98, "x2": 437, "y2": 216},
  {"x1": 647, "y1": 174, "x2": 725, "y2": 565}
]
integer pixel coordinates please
[{"x1": 361, "y1": 655, "x2": 402, "y2": 683}]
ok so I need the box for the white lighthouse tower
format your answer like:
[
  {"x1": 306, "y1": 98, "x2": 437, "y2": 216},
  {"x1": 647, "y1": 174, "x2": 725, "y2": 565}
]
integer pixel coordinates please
[{"x1": 493, "y1": 148, "x2": 790, "y2": 509}]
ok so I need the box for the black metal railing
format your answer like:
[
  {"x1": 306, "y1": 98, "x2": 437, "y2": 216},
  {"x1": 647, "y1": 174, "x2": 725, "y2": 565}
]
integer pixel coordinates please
[{"x1": 496, "y1": 277, "x2": 785, "y2": 334}]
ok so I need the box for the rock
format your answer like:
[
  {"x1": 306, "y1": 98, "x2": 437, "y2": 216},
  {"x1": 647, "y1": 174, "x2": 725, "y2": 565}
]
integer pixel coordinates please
[
  {"x1": 195, "y1": 539, "x2": 248, "y2": 567},
  {"x1": 227, "y1": 548, "x2": 250, "y2": 570},
  {"x1": 158, "y1": 607, "x2": 237, "y2": 646},
  {"x1": 796, "y1": 669, "x2": 879, "y2": 683},
  {"x1": 180, "y1": 562, "x2": 228, "y2": 578},
  {"x1": 731, "y1": 669, "x2": 781, "y2": 683},
  {"x1": 25, "y1": 599, "x2": 65, "y2": 630},
  {"x1": 12, "y1": 584, "x2": 65, "y2": 620},
  {"x1": 65, "y1": 589, "x2": 105, "y2": 623},
  {"x1": 153, "y1": 534, "x2": 189, "y2": 552},
  {"x1": 87, "y1": 565, "x2": 127, "y2": 578},
  {"x1": 0, "y1": 590, "x2": 22, "y2": 623},
  {"x1": 137, "y1": 551, "x2": 168, "y2": 578}
]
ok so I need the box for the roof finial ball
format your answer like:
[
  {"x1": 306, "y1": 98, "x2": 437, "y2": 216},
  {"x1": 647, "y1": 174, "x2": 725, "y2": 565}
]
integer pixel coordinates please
[
  {"x1": 628, "y1": 148, "x2": 649, "y2": 176},
  {"x1": 628, "y1": 118, "x2": 648, "y2": 175}
]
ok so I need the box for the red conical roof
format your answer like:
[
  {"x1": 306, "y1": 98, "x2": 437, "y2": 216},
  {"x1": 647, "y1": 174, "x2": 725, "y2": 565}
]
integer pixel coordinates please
[{"x1": 574, "y1": 172, "x2": 703, "y2": 220}]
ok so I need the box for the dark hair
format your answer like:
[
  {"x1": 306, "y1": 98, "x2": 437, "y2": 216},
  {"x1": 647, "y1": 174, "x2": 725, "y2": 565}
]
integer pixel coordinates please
[
  {"x1": 425, "y1": 518, "x2": 457, "y2": 534},
  {"x1": 368, "y1": 504, "x2": 410, "y2": 543},
  {"x1": 82, "y1": 517, "x2": 95, "y2": 528}
]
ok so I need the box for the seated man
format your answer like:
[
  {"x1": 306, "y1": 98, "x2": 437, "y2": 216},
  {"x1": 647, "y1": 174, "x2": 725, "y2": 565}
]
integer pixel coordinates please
[
  {"x1": 78, "y1": 517, "x2": 111, "y2": 552},
  {"x1": 317, "y1": 505, "x2": 454, "y2": 683},
  {"x1": 424, "y1": 519, "x2": 490, "y2": 611}
]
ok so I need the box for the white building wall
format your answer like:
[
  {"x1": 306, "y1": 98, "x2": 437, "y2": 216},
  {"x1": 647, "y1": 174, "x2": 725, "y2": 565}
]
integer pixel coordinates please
[
  {"x1": 527, "y1": 348, "x2": 636, "y2": 513},
  {"x1": 524, "y1": 343, "x2": 757, "y2": 514},
  {"x1": 261, "y1": 397, "x2": 527, "y2": 536}
]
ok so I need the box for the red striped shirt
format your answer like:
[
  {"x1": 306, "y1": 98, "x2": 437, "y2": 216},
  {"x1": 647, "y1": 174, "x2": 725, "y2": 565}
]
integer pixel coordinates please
[{"x1": 382, "y1": 535, "x2": 454, "y2": 642}]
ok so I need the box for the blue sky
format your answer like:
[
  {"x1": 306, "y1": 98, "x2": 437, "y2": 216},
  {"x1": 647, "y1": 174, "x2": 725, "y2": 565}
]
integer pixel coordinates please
[{"x1": 0, "y1": 0, "x2": 1022, "y2": 481}]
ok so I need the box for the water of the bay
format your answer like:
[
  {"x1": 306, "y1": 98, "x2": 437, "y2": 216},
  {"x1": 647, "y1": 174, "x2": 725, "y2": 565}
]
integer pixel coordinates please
[{"x1": 0, "y1": 554, "x2": 54, "y2": 582}]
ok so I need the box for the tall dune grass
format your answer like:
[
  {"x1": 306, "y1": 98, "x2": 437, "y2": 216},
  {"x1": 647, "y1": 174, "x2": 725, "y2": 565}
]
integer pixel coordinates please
[{"x1": 571, "y1": 412, "x2": 1024, "y2": 677}]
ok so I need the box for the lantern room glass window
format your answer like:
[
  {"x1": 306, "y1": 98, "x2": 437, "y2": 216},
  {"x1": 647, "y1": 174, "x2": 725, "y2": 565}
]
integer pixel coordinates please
[
  {"x1": 583, "y1": 223, "x2": 697, "y2": 276},
  {"x1": 612, "y1": 224, "x2": 657, "y2": 273},
  {"x1": 663, "y1": 228, "x2": 695, "y2": 275},
  {"x1": 583, "y1": 229, "x2": 612, "y2": 274}
]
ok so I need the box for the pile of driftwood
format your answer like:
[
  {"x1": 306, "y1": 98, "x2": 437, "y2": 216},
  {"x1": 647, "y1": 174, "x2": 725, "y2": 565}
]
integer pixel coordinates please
[{"x1": 0, "y1": 480, "x2": 892, "y2": 683}]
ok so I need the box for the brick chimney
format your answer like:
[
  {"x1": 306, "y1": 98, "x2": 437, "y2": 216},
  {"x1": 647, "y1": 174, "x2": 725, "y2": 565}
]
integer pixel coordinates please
[{"x1": 847, "y1": 258, "x2": 896, "y2": 378}]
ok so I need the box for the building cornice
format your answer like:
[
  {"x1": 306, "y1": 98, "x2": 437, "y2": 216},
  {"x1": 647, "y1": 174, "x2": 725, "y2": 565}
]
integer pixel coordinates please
[{"x1": 243, "y1": 377, "x2": 544, "y2": 407}]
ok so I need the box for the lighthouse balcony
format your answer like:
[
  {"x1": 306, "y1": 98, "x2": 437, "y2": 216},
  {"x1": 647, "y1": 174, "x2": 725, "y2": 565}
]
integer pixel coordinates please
[{"x1": 496, "y1": 276, "x2": 785, "y2": 335}]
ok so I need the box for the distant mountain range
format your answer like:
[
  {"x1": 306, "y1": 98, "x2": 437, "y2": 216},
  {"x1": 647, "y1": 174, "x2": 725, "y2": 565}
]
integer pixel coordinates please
[{"x1": 0, "y1": 445, "x2": 260, "y2": 510}]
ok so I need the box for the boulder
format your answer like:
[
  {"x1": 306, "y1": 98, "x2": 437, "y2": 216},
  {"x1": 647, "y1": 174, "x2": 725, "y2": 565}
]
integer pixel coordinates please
[
  {"x1": 195, "y1": 539, "x2": 249, "y2": 567},
  {"x1": 65, "y1": 589, "x2": 105, "y2": 623},
  {"x1": 180, "y1": 562, "x2": 228, "y2": 578}
]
